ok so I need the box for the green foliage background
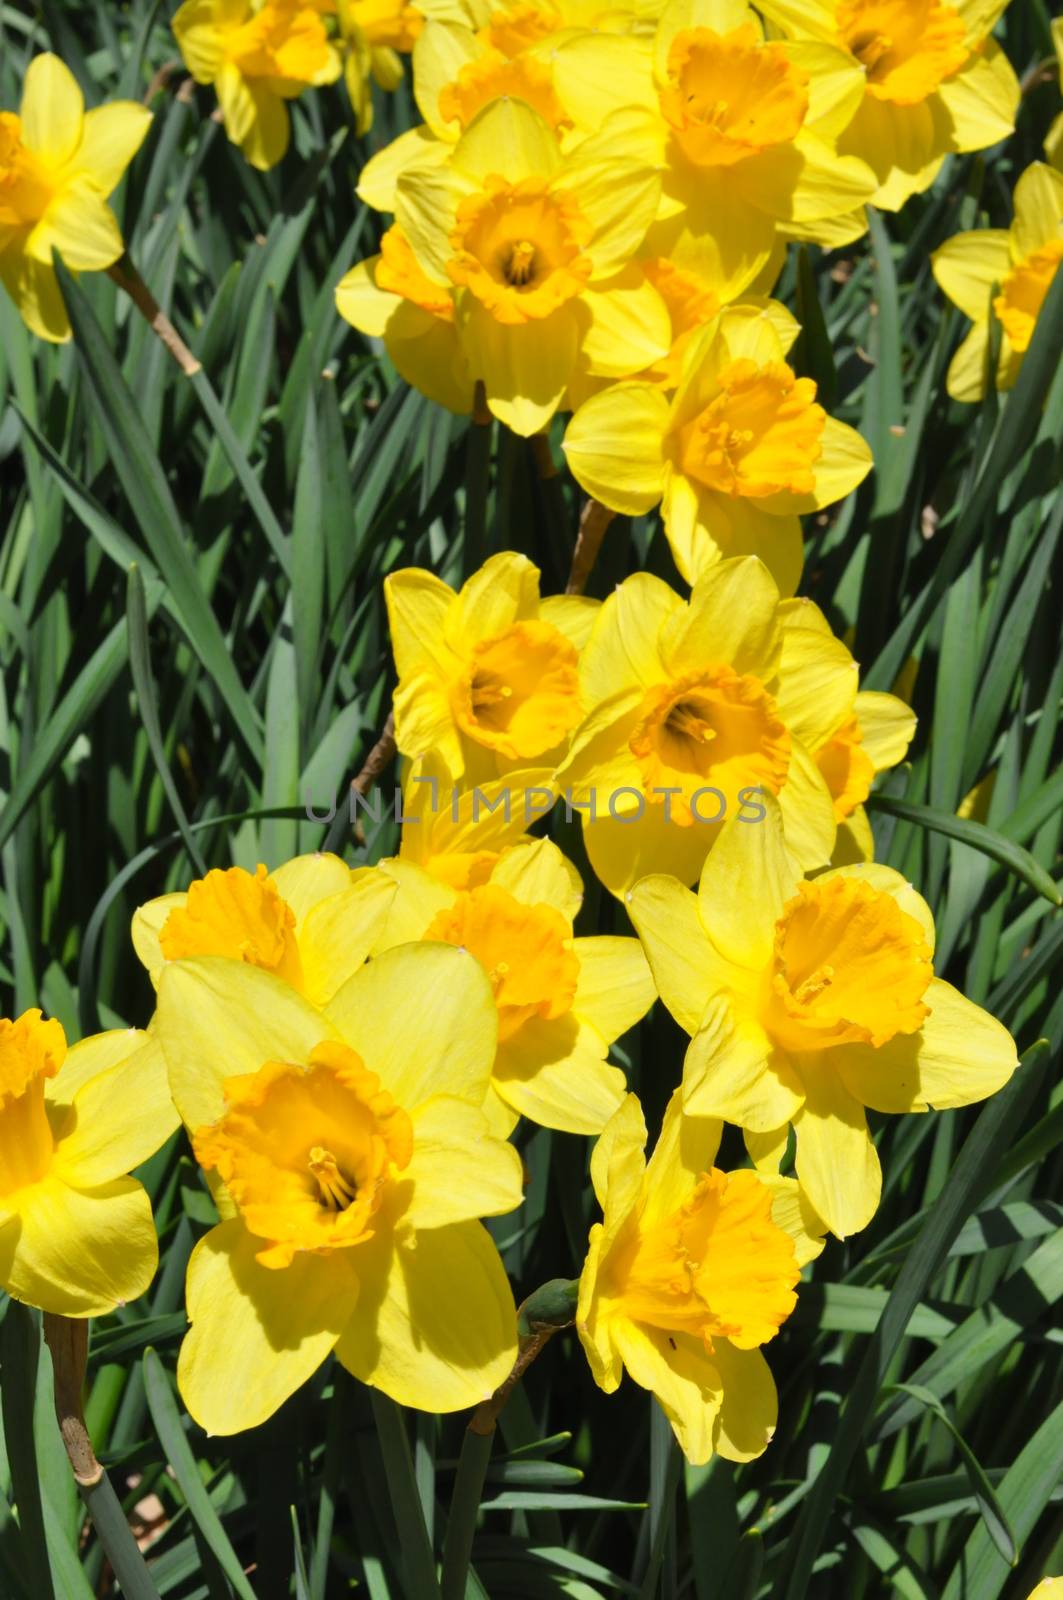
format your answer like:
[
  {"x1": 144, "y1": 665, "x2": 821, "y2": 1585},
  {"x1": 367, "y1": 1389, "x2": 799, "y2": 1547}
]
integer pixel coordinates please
[{"x1": 0, "y1": 0, "x2": 1061, "y2": 1595}]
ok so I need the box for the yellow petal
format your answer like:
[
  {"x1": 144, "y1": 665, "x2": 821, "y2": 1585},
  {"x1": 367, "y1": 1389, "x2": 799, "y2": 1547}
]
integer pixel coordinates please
[
  {"x1": 72, "y1": 102, "x2": 153, "y2": 193},
  {"x1": 539, "y1": 594, "x2": 598, "y2": 650},
  {"x1": 853, "y1": 690, "x2": 916, "y2": 772},
  {"x1": 325, "y1": 941, "x2": 498, "y2": 1109},
  {"x1": 836, "y1": 977, "x2": 1017, "y2": 1114},
  {"x1": 358, "y1": 123, "x2": 448, "y2": 212},
  {"x1": 612, "y1": 1318, "x2": 722, "y2": 1465},
  {"x1": 494, "y1": 1014, "x2": 627, "y2": 1134},
  {"x1": 20, "y1": 54, "x2": 83, "y2": 166},
  {"x1": 1011, "y1": 162, "x2": 1063, "y2": 262},
  {"x1": 757, "y1": 414, "x2": 873, "y2": 514},
  {"x1": 401, "y1": 1096, "x2": 524, "y2": 1226},
  {"x1": 488, "y1": 835, "x2": 583, "y2": 920},
  {"x1": 336, "y1": 257, "x2": 395, "y2": 335},
  {"x1": 576, "y1": 1225, "x2": 624, "y2": 1390},
  {"x1": 626, "y1": 874, "x2": 719, "y2": 1035},
  {"x1": 589, "y1": 1092, "x2": 646, "y2": 1227},
  {"x1": 792, "y1": 1064, "x2": 880, "y2": 1239},
  {"x1": 838, "y1": 94, "x2": 945, "y2": 212},
  {"x1": 754, "y1": 0, "x2": 837, "y2": 44},
  {"x1": 936, "y1": 42, "x2": 1018, "y2": 155},
  {"x1": 335, "y1": 1217, "x2": 518, "y2": 1410},
  {"x1": 696, "y1": 797, "x2": 801, "y2": 970},
  {"x1": 177, "y1": 1219, "x2": 357, "y2": 1434},
  {"x1": 654, "y1": 0, "x2": 757, "y2": 80},
  {"x1": 412, "y1": 20, "x2": 477, "y2": 137},
  {"x1": 462, "y1": 299, "x2": 577, "y2": 435},
  {"x1": 776, "y1": 737, "x2": 838, "y2": 870},
  {"x1": 385, "y1": 563, "x2": 456, "y2": 681},
  {"x1": 710, "y1": 1341, "x2": 777, "y2": 1462},
  {"x1": 758, "y1": 1172, "x2": 827, "y2": 1267},
  {"x1": 558, "y1": 139, "x2": 661, "y2": 279},
  {"x1": 579, "y1": 572, "x2": 679, "y2": 705},
  {"x1": 639, "y1": 1087, "x2": 723, "y2": 1226},
  {"x1": 563, "y1": 383, "x2": 668, "y2": 514},
  {"x1": 945, "y1": 321, "x2": 990, "y2": 404},
  {"x1": 771, "y1": 131, "x2": 877, "y2": 224},
  {"x1": 390, "y1": 301, "x2": 476, "y2": 414},
  {"x1": 215, "y1": 63, "x2": 290, "y2": 170},
  {"x1": 549, "y1": 34, "x2": 657, "y2": 133},
  {"x1": 131, "y1": 892, "x2": 186, "y2": 986},
  {"x1": 172, "y1": 0, "x2": 229, "y2": 81},
  {"x1": 785, "y1": 41, "x2": 866, "y2": 139},
  {"x1": 455, "y1": 96, "x2": 560, "y2": 184},
  {"x1": 0, "y1": 1175, "x2": 156, "y2": 1317},
  {"x1": 0, "y1": 251, "x2": 70, "y2": 342},
  {"x1": 662, "y1": 556, "x2": 781, "y2": 682},
  {"x1": 662, "y1": 479, "x2": 804, "y2": 597},
  {"x1": 584, "y1": 801, "x2": 716, "y2": 898},
  {"x1": 773, "y1": 607, "x2": 859, "y2": 751},
  {"x1": 376, "y1": 859, "x2": 457, "y2": 946},
  {"x1": 932, "y1": 230, "x2": 1011, "y2": 322},
  {"x1": 683, "y1": 994, "x2": 804, "y2": 1130},
  {"x1": 26, "y1": 182, "x2": 124, "y2": 271},
  {"x1": 298, "y1": 872, "x2": 399, "y2": 1006},
  {"x1": 156, "y1": 957, "x2": 336, "y2": 1130},
  {"x1": 572, "y1": 936, "x2": 656, "y2": 1043},
  {"x1": 55, "y1": 1035, "x2": 178, "y2": 1187},
  {"x1": 46, "y1": 1026, "x2": 151, "y2": 1105},
  {"x1": 448, "y1": 549, "x2": 540, "y2": 644},
  {"x1": 578, "y1": 273, "x2": 672, "y2": 379},
  {"x1": 269, "y1": 851, "x2": 355, "y2": 921}
]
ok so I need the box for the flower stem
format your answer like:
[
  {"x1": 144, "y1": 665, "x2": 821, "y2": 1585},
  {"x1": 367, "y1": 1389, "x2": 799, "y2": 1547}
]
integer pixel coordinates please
[
  {"x1": 567, "y1": 498, "x2": 615, "y2": 594},
  {"x1": 440, "y1": 1279, "x2": 579, "y2": 1600},
  {"x1": 463, "y1": 382, "x2": 493, "y2": 577},
  {"x1": 44, "y1": 1315, "x2": 163, "y2": 1600},
  {"x1": 369, "y1": 1390, "x2": 442, "y2": 1600},
  {"x1": 107, "y1": 256, "x2": 202, "y2": 377}
]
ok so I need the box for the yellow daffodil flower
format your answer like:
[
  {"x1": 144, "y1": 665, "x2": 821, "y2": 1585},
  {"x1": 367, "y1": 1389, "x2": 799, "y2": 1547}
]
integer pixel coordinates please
[
  {"x1": 391, "y1": 749, "x2": 557, "y2": 888},
  {"x1": 172, "y1": 0, "x2": 342, "y2": 171},
  {"x1": 0, "y1": 54, "x2": 150, "y2": 342},
  {"x1": 628, "y1": 799, "x2": 1019, "y2": 1239},
  {"x1": 552, "y1": 0, "x2": 878, "y2": 300},
  {"x1": 335, "y1": 0, "x2": 423, "y2": 133},
  {"x1": 563, "y1": 302, "x2": 873, "y2": 594},
  {"x1": 374, "y1": 837, "x2": 655, "y2": 1134},
  {"x1": 932, "y1": 161, "x2": 1063, "y2": 403},
  {"x1": 386, "y1": 550, "x2": 598, "y2": 782},
  {"x1": 385, "y1": 97, "x2": 670, "y2": 433},
  {"x1": 132, "y1": 853, "x2": 397, "y2": 1007},
  {"x1": 0, "y1": 1011, "x2": 177, "y2": 1315},
  {"x1": 783, "y1": 597, "x2": 916, "y2": 861},
  {"x1": 154, "y1": 943, "x2": 522, "y2": 1432},
  {"x1": 577, "y1": 1090, "x2": 825, "y2": 1464},
  {"x1": 555, "y1": 557, "x2": 862, "y2": 896},
  {"x1": 757, "y1": 0, "x2": 1020, "y2": 211},
  {"x1": 1047, "y1": 18, "x2": 1063, "y2": 170},
  {"x1": 1026, "y1": 1581, "x2": 1063, "y2": 1600}
]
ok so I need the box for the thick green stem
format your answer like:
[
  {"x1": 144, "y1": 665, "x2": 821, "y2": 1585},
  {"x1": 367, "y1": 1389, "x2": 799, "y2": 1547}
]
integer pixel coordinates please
[
  {"x1": 439, "y1": 1427, "x2": 494, "y2": 1600},
  {"x1": 43, "y1": 1315, "x2": 162, "y2": 1600},
  {"x1": 369, "y1": 1390, "x2": 442, "y2": 1600}
]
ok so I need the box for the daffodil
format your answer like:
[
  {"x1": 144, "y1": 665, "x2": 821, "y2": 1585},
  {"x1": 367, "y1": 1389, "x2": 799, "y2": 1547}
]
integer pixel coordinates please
[
  {"x1": 628, "y1": 800, "x2": 1019, "y2": 1239},
  {"x1": 172, "y1": 0, "x2": 341, "y2": 171},
  {"x1": 550, "y1": 0, "x2": 878, "y2": 300},
  {"x1": 1026, "y1": 1581, "x2": 1063, "y2": 1600},
  {"x1": 154, "y1": 943, "x2": 522, "y2": 1432},
  {"x1": 783, "y1": 597, "x2": 916, "y2": 861},
  {"x1": 391, "y1": 749, "x2": 557, "y2": 888},
  {"x1": 0, "y1": 54, "x2": 150, "y2": 342},
  {"x1": 757, "y1": 0, "x2": 1020, "y2": 211},
  {"x1": 336, "y1": 0, "x2": 422, "y2": 134},
  {"x1": 932, "y1": 161, "x2": 1063, "y2": 403},
  {"x1": 0, "y1": 1011, "x2": 176, "y2": 1315},
  {"x1": 563, "y1": 303, "x2": 873, "y2": 595},
  {"x1": 386, "y1": 550, "x2": 597, "y2": 782},
  {"x1": 387, "y1": 97, "x2": 670, "y2": 432},
  {"x1": 555, "y1": 557, "x2": 856, "y2": 897},
  {"x1": 577, "y1": 1089, "x2": 825, "y2": 1464},
  {"x1": 374, "y1": 837, "x2": 654, "y2": 1134},
  {"x1": 132, "y1": 852, "x2": 397, "y2": 1007}
]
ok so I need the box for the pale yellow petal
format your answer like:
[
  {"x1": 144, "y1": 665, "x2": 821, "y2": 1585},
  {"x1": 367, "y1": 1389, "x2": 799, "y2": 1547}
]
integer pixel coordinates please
[
  {"x1": 626, "y1": 874, "x2": 719, "y2": 1035},
  {"x1": 710, "y1": 1341, "x2": 778, "y2": 1462},
  {"x1": 563, "y1": 383, "x2": 668, "y2": 514},
  {"x1": 55, "y1": 1035, "x2": 178, "y2": 1186},
  {"x1": 494, "y1": 1014, "x2": 627, "y2": 1134},
  {"x1": 683, "y1": 994, "x2": 804, "y2": 1130},
  {"x1": 936, "y1": 42, "x2": 1018, "y2": 155},
  {"x1": 488, "y1": 835, "x2": 583, "y2": 920},
  {"x1": 20, "y1": 54, "x2": 83, "y2": 166},
  {"x1": 572, "y1": 935, "x2": 655, "y2": 1043},
  {"x1": 401, "y1": 1096, "x2": 524, "y2": 1226},
  {"x1": 298, "y1": 872, "x2": 399, "y2": 1006},
  {"x1": 71, "y1": 102, "x2": 152, "y2": 193},
  {"x1": 578, "y1": 273, "x2": 671, "y2": 378},
  {"x1": 931, "y1": 230, "x2": 1011, "y2": 322},
  {"x1": 325, "y1": 941, "x2": 498, "y2": 1109},
  {"x1": 696, "y1": 797, "x2": 801, "y2": 970},
  {"x1": 793, "y1": 1064, "x2": 880, "y2": 1239},
  {"x1": 612, "y1": 1319, "x2": 722, "y2": 1465},
  {"x1": 462, "y1": 299, "x2": 577, "y2": 435},
  {"x1": 853, "y1": 690, "x2": 916, "y2": 772}
]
